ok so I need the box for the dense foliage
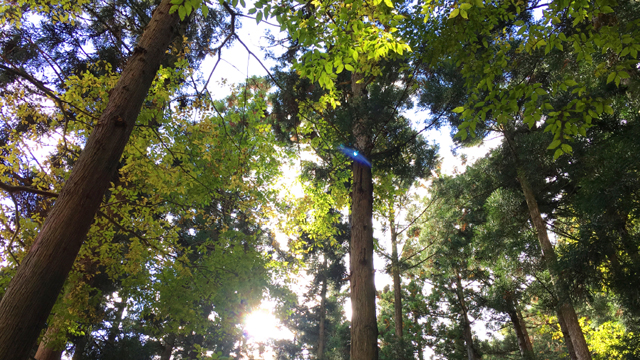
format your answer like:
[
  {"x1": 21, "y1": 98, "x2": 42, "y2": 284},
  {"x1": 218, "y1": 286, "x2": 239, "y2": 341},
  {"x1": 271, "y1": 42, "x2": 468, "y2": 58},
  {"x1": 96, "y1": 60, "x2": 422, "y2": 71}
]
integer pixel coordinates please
[{"x1": 0, "y1": 0, "x2": 638, "y2": 358}]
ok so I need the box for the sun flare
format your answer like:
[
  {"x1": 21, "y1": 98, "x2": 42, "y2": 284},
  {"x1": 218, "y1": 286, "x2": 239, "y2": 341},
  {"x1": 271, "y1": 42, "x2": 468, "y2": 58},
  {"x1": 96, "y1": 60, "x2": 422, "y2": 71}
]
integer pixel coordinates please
[{"x1": 244, "y1": 307, "x2": 293, "y2": 343}]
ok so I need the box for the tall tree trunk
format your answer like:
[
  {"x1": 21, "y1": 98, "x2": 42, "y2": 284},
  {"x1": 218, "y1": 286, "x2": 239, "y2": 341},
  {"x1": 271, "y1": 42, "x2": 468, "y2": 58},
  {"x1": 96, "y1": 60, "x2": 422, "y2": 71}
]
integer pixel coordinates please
[
  {"x1": 107, "y1": 301, "x2": 126, "y2": 345},
  {"x1": 35, "y1": 326, "x2": 63, "y2": 360},
  {"x1": 0, "y1": 1, "x2": 181, "y2": 358},
  {"x1": 72, "y1": 335, "x2": 88, "y2": 360},
  {"x1": 415, "y1": 315, "x2": 424, "y2": 360},
  {"x1": 349, "y1": 72, "x2": 378, "y2": 360},
  {"x1": 390, "y1": 211, "x2": 404, "y2": 360},
  {"x1": 557, "y1": 309, "x2": 578, "y2": 360},
  {"x1": 516, "y1": 169, "x2": 591, "y2": 360},
  {"x1": 454, "y1": 271, "x2": 480, "y2": 360},
  {"x1": 318, "y1": 256, "x2": 329, "y2": 360},
  {"x1": 505, "y1": 296, "x2": 534, "y2": 359},
  {"x1": 160, "y1": 333, "x2": 176, "y2": 360},
  {"x1": 504, "y1": 131, "x2": 591, "y2": 360}
]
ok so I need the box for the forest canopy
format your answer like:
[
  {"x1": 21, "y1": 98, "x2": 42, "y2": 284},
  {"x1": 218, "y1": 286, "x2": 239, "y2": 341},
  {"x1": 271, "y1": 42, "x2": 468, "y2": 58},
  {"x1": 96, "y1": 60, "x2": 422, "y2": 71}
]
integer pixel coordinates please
[{"x1": 0, "y1": 0, "x2": 638, "y2": 359}]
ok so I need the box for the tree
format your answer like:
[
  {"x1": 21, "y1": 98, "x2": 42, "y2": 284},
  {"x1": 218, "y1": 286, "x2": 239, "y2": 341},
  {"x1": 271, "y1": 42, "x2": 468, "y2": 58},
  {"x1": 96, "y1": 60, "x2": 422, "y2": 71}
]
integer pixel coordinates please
[{"x1": 0, "y1": 0, "x2": 187, "y2": 357}]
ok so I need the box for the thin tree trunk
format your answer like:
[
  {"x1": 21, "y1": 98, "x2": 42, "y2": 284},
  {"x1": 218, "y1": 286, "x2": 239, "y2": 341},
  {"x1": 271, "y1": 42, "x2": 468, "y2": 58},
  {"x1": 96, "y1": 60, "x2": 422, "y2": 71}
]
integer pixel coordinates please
[
  {"x1": 0, "y1": 1, "x2": 181, "y2": 358},
  {"x1": 318, "y1": 256, "x2": 329, "y2": 360},
  {"x1": 454, "y1": 271, "x2": 480, "y2": 360},
  {"x1": 390, "y1": 210, "x2": 404, "y2": 360},
  {"x1": 160, "y1": 333, "x2": 176, "y2": 360},
  {"x1": 349, "y1": 71, "x2": 378, "y2": 360},
  {"x1": 504, "y1": 131, "x2": 591, "y2": 360},
  {"x1": 516, "y1": 168, "x2": 591, "y2": 360},
  {"x1": 505, "y1": 296, "x2": 534, "y2": 359},
  {"x1": 107, "y1": 301, "x2": 126, "y2": 345},
  {"x1": 72, "y1": 335, "x2": 88, "y2": 360},
  {"x1": 414, "y1": 315, "x2": 424, "y2": 360}
]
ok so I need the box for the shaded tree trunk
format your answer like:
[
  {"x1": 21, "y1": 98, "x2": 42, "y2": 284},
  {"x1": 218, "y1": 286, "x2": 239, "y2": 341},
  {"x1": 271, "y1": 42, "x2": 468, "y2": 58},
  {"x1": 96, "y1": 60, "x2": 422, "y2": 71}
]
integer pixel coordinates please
[
  {"x1": 517, "y1": 169, "x2": 591, "y2": 360},
  {"x1": 35, "y1": 328, "x2": 63, "y2": 360},
  {"x1": 160, "y1": 333, "x2": 176, "y2": 360},
  {"x1": 72, "y1": 335, "x2": 88, "y2": 360},
  {"x1": 318, "y1": 256, "x2": 329, "y2": 360},
  {"x1": 349, "y1": 72, "x2": 378, "y2": 360},
  {"x1": 454, "y1": 271, "x2": 480, "y2": 360},
  {"x1": 505, "y1": 296, "x2": 534, "y2": 359},
  {"x1": 557, "y1": 308, "x2": 579, "y2": 360},
  {"x1": 390, "y1": 210, "x2": 404, "y2": 360},
  {"x1": 107, "y1": 301, "x2": 126, "y2": 345},
  {"x1": 0, "y1": 0, "x2": 182, "y2": 358}
]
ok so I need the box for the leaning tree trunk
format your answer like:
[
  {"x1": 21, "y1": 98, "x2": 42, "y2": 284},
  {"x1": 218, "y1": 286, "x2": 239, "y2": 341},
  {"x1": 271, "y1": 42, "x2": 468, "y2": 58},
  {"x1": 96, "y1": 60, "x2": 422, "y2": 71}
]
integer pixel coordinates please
[
  {"x1": 160, "y1": 333, "x2": 176, "y2": 360},
  {"x1": 390, "y1": 210, "x2": 404, "y2": 360},
  {"x1": 0, "y1": 1, "x2": 181, "y2": 358},
  {"x1": 505, "y1": 295, "x2": 534, "y2": 359},
  {"x1": 349, "y1": 72, "x2": 378, "y2": 360},
  {"x1": 557, "y1": 309, "x2": 579, "y2": 360},
  {"x1": 35, "y1": 326, "x2": 63, "y2": 360},
  {"x1": 454, "y1": 271, "x2": 481, "y2": 360},
  {"x1": 317, "y1": 256, "x2": 329, "y2": 360},
  {"x1": 517, "y1": 169, "x2": 591, "y2": 360}
]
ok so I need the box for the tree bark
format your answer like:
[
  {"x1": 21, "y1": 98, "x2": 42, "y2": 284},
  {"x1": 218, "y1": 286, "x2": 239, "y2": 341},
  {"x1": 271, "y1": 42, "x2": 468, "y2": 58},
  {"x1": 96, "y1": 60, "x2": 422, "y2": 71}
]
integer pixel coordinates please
[
  {"x1": 318, "y1": 256, "x2": 329, "y2": 360},
  {"x1": 0, "y1": 1, "x2": 181, "y2": 358},
  {"x1": 390, "y1": 211, "x2": 404, "y2": 360},
  {"x1": 349, "y1": 72, "x2": 378, "y2": 360},
  {"x1": 160, "y1": 333, "x2": 176, "y2": 360},
  {"x1": 72, "y1": 335, "x2": 87, "y2": 360},
  {"x1": 516, "y1": 169, "x2": 591, "y2": 360},
  {"x1": 454, "y1": 271, "x2": 480, "y2": 360},
  {"x1": 556, "y1": 309, "x2": 578, "y2": 360},
  {"x1": 505, "y1": 296, "x2": 534, "y2": 359},
  {"x1": 35, "y1": 328, "x2": 63, "y2": 360}
]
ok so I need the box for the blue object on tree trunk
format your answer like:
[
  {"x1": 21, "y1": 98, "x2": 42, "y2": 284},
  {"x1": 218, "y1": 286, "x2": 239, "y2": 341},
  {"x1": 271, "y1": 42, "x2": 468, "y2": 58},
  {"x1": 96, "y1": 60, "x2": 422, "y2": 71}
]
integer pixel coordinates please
[{"x1": 339, "y1": 145, "x2": 371, "y2": 168}]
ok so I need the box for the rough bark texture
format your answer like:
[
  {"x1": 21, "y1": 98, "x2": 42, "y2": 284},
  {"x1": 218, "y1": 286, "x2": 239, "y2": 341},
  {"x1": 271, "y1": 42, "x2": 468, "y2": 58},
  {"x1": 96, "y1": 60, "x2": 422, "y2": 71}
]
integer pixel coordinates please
[
  {"x1": 349, "y1": 72, "x2": 378, "y2": 360},
  {"x1": 390, "y1": 212, "x2": 404, "y2": 359},
  {"x1": 505, "y1": 297, "x2": 534, "y2": 359},
  {"x1": 160, "y1": 334, "x2": 176, "y2": 360},
  {"x1": 72, "y1": 336, "x2": 87, "y2": 360},
  {"x1": 454, "y1": 272, "x2": 480, "y2": 360},
  {"x1": 517, "y1": 169, "x2": 591, "y2": 360},
  {"x1": 0, "y1": 1, "x2": 181, "y2": 358},
  {"x1": 35, "y1": 338, "x2": 63, "y2": 360},
  {"x1": 557, "y1": 309, "x2": 579, "y2": 360},
  {"x1": 318, "y1": 257, "x2": 328, "y2": 360}
]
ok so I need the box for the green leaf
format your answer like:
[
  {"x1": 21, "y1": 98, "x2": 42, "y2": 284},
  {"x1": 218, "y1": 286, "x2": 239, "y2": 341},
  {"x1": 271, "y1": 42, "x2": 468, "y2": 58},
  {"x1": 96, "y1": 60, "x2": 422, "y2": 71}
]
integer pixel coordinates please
[
  {"x1": 534, "y1": 88, "x2": 547, "y2": 96},
  {"x1": 178, "y1": 5, "x2": 186, "y2": 20},
  {"x1": 170, "y1": 4, "x2": 179, "y2": 13},
  {"x1": 324, "y1": 62, "x2": 332, "y2": 74},
  {"x1": 449, "y1": 8, "x2": 460, "y2": 18},
  {"x1": 460, "y1": 3, "x2": 472, "y2": 10},
  {"x1": 256, "y1": 11, "x2": 263, "y2": 23},
  {"x1": 601, "y1": 5, "x2": 614, "y2": 13},
  {"x1": 553, "y1": 148, "x2": 563, "y2": 159},
  {"x1": 561, "y1": 143, "x2": 572, "y2": 153},
  {"x1": 547, "y1": 139, "x2": 561, "y2": 149},
  {"x1": 384, "y1": 0, "x2": 393, "y2": 8},
  {"x1": 202, "y1": 5, "x2": 209, "y2": 17},
  {"x1": 344, "y1": 64, "x2": 354, "y2": 71},
  {"x1": 606, "y1": 71, "x2": 616, "y2": 84},
  {"x1": 170, "y1": 0, "x2": 182, "y2": 4},
  {"x1": 452, "y1": 106, "x2": 464, "y2": 113},
  {"x1": 564, "y1": 79, "x2": 578, "y2": 87}
]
